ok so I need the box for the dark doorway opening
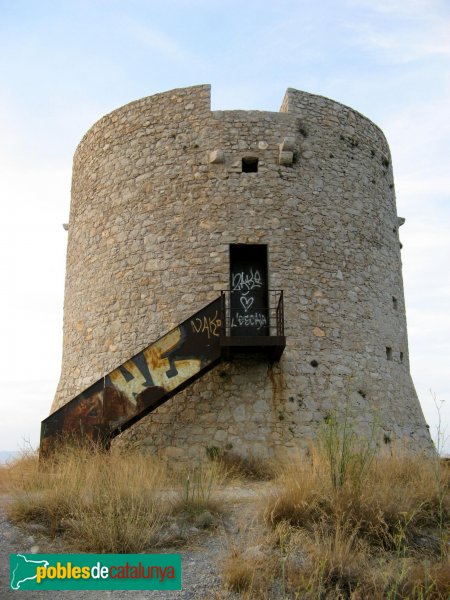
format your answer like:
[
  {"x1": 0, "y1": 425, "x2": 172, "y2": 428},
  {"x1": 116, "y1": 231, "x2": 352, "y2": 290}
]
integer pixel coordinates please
[{"x1": 229, "y1": 244, "x2": 269, "y2": 336}]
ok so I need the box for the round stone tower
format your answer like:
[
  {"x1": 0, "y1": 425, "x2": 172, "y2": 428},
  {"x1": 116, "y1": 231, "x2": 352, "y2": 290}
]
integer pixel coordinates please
[{"x1": 52, "y1": 85, "x2": 432, "y2": 460}]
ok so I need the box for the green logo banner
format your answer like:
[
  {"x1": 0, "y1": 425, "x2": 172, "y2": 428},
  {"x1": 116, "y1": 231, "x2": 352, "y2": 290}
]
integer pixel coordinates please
[{"x1": 10, "y1": 553, "x2": 181, "y2": 590}]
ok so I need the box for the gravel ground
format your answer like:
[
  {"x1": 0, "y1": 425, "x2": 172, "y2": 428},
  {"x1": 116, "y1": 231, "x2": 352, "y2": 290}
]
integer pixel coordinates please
[{"x1": 0, "y1": 496, "x2": 229, "y2": 599}]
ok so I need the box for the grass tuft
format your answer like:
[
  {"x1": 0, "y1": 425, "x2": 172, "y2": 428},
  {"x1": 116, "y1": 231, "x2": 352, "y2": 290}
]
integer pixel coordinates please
[
  {"x1": 172, "y1": 460, "x2": 230, "y2": 518},
  {"x1": 221, "y1": 524, "x2": 278, "y2": 597},
  {"x1": 217, "y1": 451, "x2": 276, "y2": 481}
]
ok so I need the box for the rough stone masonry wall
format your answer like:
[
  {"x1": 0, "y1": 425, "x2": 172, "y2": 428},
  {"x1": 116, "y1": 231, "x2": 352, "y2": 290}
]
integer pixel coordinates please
[{"x1": 52, "y1": 85, "x2": 432, "y2": 461}]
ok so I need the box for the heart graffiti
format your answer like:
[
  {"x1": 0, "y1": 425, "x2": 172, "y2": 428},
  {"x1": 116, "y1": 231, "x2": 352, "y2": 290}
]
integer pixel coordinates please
[{"x1": 240, "y1": 296, "x2": 254, "y2": 312}]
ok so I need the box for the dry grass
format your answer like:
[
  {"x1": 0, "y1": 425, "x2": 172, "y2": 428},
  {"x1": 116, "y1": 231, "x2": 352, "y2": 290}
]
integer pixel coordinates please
[
  {"x1": 221, "y1": 521, "x2": 278, "y2": 598},
  {"x1": 65, "y1": 450, "x2": 169, "y2": 552},
  {"x1": 0, "y1": 458, "x2": 20, "y2": 493},
  {"x1": 221, "y1": 551, "x2": 260, "y2": 594},
  {"x1": 263, "y1": 451, "x2": 449, "y2": 551},
  {"x1": 4, "y1": 438, "x2": 449, "y2": 597},
  {"x1": 262, "y1": 455, "x2": 325, "y2": 527},
  {"x1": 8, "y1": 444, "x2": 171, "y2": 552},
  {"x1": 217, "y1": 451, "x2": 276, "y2": 481},
  {"x1": 356, "y1": 454, "x2": 448, "y2": 550},
  {"x1": 284, "y1": 522, "x2": 372, "y2": 598},
  {"x1": 395, "y1": 559, "x2": 450, "y2": 599},
  {"x1": 220, "y1": 447, "x2": 450, "y2": 599},
  {"x1": 0, "y1": 464, "x2": 12, "y2": 492},
  {"x1": 6, "y1": 443, "x2": 235, "y2": 552},
  {"x1": 274, "y1": 524, "x2": 450, "y2": 599}
]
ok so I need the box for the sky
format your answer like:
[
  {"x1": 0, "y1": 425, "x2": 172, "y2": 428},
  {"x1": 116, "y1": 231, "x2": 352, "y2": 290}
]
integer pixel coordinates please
[{"x1": 0, "y1": 0, "x2": 449, "y2": 453}]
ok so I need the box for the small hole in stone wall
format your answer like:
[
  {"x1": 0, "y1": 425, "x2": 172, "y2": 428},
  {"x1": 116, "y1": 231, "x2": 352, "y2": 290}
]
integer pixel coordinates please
[
  {"x1": 384, "y1": 433, "x2": 391, "y2": 444},
  {"x1": 299, "y1": 126, "x2": 308, "y2": 138},
  {"x1": 358, "y1": 390, "x2": 366, "y2": 398},
  {"x1": 310, "y1": 360, "x2": 318, "y2": 368},
  {"x1": 386, "y1": 347, "x2": 392, "y2": 361},
  {"x1": 400, "y1": 351, "x2": 404, "y2": 363},
  {"x1": 242, "y1": 157, "x2": 258, "y2": 172},
  {"x1": 392, "y1": 227, "x2": 397, "y2": 233},
  {"x1": 392, "y1": 296, "x2": 398, "y2": 310}
]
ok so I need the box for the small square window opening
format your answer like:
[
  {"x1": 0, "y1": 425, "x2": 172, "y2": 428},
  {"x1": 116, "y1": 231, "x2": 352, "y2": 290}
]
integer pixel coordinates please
[{"x1": 242, "y1": 157, "x2": 258, "y2": 172}]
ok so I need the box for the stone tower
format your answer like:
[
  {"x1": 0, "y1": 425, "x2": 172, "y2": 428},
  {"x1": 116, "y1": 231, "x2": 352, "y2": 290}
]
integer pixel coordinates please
[{"x1": 51, "y1": 85, "x2": 431, "y2": 460}]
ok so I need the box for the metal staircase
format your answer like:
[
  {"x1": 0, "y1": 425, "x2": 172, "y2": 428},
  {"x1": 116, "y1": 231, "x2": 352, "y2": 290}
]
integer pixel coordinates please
[{"x1": 40, "y1": 293, "x2": 285, "y2": 455}]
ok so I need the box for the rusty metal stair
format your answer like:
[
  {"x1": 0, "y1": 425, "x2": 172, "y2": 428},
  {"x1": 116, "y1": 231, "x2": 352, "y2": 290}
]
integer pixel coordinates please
[
  {"x1": 40, "y1": 297, "x2": 224, "y2": 455},
  {"x1": 40, "y1": 293, "x2": 286, "y2": 456}
]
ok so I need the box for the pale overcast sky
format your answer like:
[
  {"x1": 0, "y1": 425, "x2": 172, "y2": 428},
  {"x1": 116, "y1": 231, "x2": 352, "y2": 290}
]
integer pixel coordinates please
[{"x1": 0, "y1": 0, "x2": 448, "y2": 452}]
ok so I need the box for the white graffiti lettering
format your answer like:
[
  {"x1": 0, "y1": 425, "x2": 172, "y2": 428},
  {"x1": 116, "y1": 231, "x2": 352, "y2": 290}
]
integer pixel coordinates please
[
  {"x1": 231, "y1": 269, "x2": 262, "y2": 295},
  {"x1": 230, "y1": 312, "x2": 267, "y2": 330}
]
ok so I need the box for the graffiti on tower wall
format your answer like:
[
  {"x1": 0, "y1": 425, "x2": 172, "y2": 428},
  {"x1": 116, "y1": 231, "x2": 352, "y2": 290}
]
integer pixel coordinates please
[{"x1": 41, "y1": 297, "x2": 223, "y2": 454}]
